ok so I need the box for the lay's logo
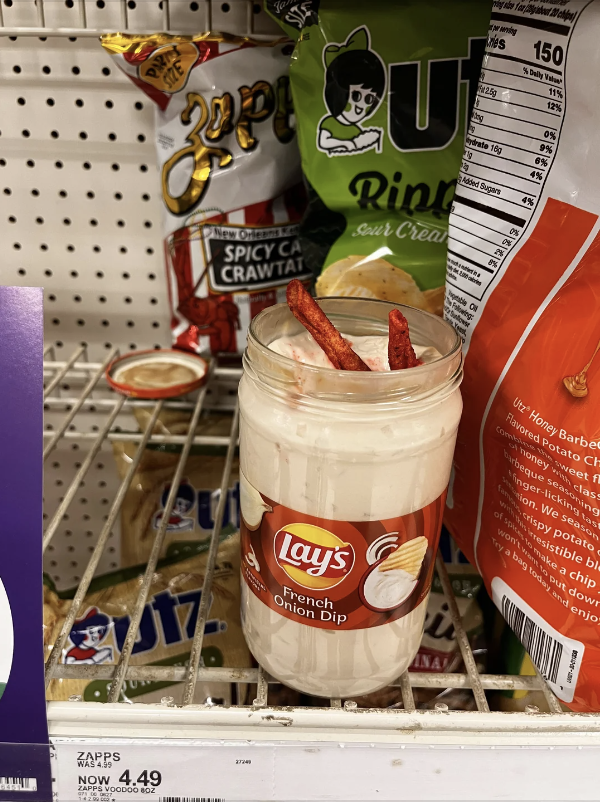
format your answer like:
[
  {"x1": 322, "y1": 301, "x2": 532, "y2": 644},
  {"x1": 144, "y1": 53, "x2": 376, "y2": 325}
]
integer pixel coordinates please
[{"x1": 274, "y1": 523, "x2": 354, "y2": 590}]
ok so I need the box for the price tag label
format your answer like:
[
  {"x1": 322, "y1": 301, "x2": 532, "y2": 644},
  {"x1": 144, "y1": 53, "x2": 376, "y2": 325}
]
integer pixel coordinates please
[{"x1": 53, "y1": 739, "x2": 272, "y2": 802}]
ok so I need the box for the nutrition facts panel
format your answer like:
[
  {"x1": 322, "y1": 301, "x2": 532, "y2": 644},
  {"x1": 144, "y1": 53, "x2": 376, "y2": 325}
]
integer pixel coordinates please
[{"x1": 444, "y1": 0, "x2": 589, "y2": 343}]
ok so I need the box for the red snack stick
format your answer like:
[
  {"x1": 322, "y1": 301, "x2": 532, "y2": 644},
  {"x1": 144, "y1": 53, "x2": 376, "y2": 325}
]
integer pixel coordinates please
[
  {"x1": 286, "y1": 280, "x2": 371, "y2": 372},
  {"x1": 388, "y1": 309, "x2": 422, "y2": 370}
]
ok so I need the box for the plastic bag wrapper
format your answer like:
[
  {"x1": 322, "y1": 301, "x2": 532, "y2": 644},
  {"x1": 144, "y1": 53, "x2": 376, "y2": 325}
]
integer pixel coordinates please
[
  {"x1": 443, "y1": 1, "x2": 600, "y2": 712},
  {"x1": 347, "y1": 560, "x2": 485, "y2": 711},
  {"x1": 113, "y1": 409, "x2": 239, "y2": 568},
  {"x1": 101, "y1": 32, "x2": 309, "y2": 356},
  {"x1": 44, "y1": 533, "x2": 251, "y2": 705},
  {"x1": 265, "y1": 0, "x2": 492, "y2": 315}
]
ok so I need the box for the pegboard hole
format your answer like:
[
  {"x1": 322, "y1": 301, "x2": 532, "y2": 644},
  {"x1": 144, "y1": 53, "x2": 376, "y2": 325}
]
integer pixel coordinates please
[
  {"x1": 114, "y1": 192, "x2": 123, "y2": 200},
  {"x1": 59, "y1": 190, "x2": 67, "y2": 197},
  {"x1": 93, "y1": 246, "x2": 101, "y2": 253},
  {"x1": 67, "y1": 246, "x2": 75, "y2": 253},
  {"x1": 22, "y1": 129, "x2": 30, "y2": 138},
  {"x1": 32, "y1": 189, "x2": 40, "y2": 196},
  {"x1": 128, "y1": 0, "x2": 136, "y2": 8},
  {"x1": 13, "y1": 66, "x2": 21, "y2": 74},
  {"x1": 44, "y1": 270, "x2": 52, "y2": 276},
  {"x1": 8, "y1": 215, "x2": 16, "y2": 223},
  {"x1": 108, "y1": 132, "x2": 117, "y2": 141},
  {"x1": 3, "y1": 188, "x2": 11, "y2": 195},
  {"x1": 102, "y1": 67, "x2": 111, "y2": 76},
  {"x1": 46, "y1": 98, "x2": 55, "y2": 106},
  {"x1": 79, "y1": 131, "x2": 88, "y2": 140},
  {"x1": 42, "y1": 66, "x2": 51, "y2": 75},
  {"x1": 120, "y1": 247, "x2": 128, "y2": 254},
  {"x1": 55, "y1": 161, "x2": 63, "y2": 169},
  {"x1": 26, "y1": 160, "x2": 35, "y2": 167},
  {"x1": 148, "y1": 273, "x2": 156, "y2": 280},
  {"x1": 51, "y1": 130, "x2": 59, "y2": 139},
  {"x1": 96, "y1": 271, "x2": 104, "y2": 278},
  {"x1": 73, "y1": 294, "x2": 82, "y2": 302},
  {"x1": 135, "y1": 101, "x2": 143, "y2": 110},
  {"x1": 112, "y1": 163, "x2": 120, "y2": 171},
  {"x1": 101, "y1": 320, "x2": 109, "y2": 326},
  {"x1": 124, "y1": 297, "x2": 132, "y2": 304},
  {"x1": 18, "y1": 268, "x2": 26, "y2": 276},
  {"x1": 87, "y1": 191, "x2": 95, "y2": 198},
  {"x1": 105, "y1": 100, "x2": 114, "y2": 109},
  {"x1": 36, "y1": 216, "x2": 44, "y2": 224},
  {"x1": 99, "y1": 296, "x2": 106, "y2": 303},
  {"x1": 139, "y1": 164, "x2": 148, "y2": 172},
  {"x1": 75, "y1": 98, "x2": 84, "y2": 107},
  {"x1": 13, "y1": 242, "x2": 21, "y2": 250},
  {"x1": 65, "y1": 0, "x2": 74, "y2": 7},
  {"x1": 137, "y1": 134, "x2": 146, "y2": 143},
  {"x1": 17, "y1": 97, "x2": 25, "y2": 106},
  {"x1": 96, "y1": 0, "x2": 105, "y2": 6},
  {"x1": 83, "y1": 162, "x2": 92, "y2": 170},
  {"x1": 221, "y1": 2, "x2": 230, "y2": 10},
  {"x1": 117, "y1": 219, "x2": 125, "y2": 227},
  {"x1": 146, "y1": 248, "x2": 154, "y2": 255},
  {"x1": 40, "y1": 242, "x2": 49, "y2": 250},
  {"x1": 190, "y1": 1, "x2": 199, "y2": 9},
  {"x1": 71, "y1": 66, "x2": 80, "y2": 75},
  {"x1": 127, "y1": 320, "x2": 134, "y2": 328},
  {"x1": 122, "y1": 271, "x2": 130, "y2": 278},
  {"x1": 4, "y1": 1, "x2": 13, "y2": 7},
  {"x1": 63, "y1": 218, "x2": 71, "y2": 225},
  {"x1": 90, "y1": 218, "x2": 98, "y2": 226}
]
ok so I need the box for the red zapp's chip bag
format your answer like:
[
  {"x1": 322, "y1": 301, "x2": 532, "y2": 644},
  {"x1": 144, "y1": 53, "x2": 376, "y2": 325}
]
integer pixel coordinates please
[
  {"x1": 444, "y1": 1, "x2": 600, "y2": 711},
  {"x1": 102, "y1": 33, "x2": 309, "y2": 355}
]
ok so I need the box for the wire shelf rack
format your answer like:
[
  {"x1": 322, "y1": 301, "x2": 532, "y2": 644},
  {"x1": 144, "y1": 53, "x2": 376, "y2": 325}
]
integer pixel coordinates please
[{"x1": 43, "y1": 343, "x2": 598, "y2": 740}]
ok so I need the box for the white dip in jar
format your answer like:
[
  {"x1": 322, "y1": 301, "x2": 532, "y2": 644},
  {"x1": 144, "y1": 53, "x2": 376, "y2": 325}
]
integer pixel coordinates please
[{"x1": 239, "y1": 298, "x2": 462, "y2": 698}]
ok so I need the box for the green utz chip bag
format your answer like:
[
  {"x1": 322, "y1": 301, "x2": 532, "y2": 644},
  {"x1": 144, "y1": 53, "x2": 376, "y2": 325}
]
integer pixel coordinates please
[{"x1": 266, "y1": 0, "x2": 492, "y2": 315}]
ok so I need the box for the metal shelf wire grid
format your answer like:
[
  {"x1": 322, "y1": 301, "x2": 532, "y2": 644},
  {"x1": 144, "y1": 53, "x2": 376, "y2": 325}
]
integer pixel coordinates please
[{"x1": 42, "y1": 345, "x2": 569, "y2": 724}]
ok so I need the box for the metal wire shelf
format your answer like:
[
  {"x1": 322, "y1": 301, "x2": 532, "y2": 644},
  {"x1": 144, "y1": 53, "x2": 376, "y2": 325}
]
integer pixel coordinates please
[{"x1": 41, "y1": 344, "x2": 578, "y2": 730}]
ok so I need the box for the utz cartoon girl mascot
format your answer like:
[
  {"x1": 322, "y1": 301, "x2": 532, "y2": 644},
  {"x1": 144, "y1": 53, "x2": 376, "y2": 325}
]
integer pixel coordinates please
[
  {"x1": 65, "y1": 607, "x2": 113, "y2": 665},
  {"x1": 318, "y1": 26, "x2": 386, "y2": 156}
]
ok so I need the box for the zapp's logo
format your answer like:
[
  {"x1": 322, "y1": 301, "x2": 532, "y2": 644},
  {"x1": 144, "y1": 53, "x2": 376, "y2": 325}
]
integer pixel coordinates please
[{"x1": 274, "y1": 523, "x2": 355, "y2": 590}]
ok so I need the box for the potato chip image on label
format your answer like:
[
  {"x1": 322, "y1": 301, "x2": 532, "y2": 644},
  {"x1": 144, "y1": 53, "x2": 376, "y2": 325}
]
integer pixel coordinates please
[
  {"x1": 316, "y1": 256, "x2": 431, "y2": 311},
  {"x1": 378, "y1": 535, "x2": 428, "y2": 577}
]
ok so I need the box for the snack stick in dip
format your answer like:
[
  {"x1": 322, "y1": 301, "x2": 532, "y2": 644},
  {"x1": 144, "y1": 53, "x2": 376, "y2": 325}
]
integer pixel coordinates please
[
  {"x1": 286, "y1": 279, "x2": 371, "y2": 371},
  {"x1": 388, "y1": 309, "x2": 422, "y2": 370}
]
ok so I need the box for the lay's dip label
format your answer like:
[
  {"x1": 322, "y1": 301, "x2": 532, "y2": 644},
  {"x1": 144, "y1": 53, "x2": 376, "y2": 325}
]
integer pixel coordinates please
[{"x1": 241, "y1": 477, "x2": 446, "y2": 629}]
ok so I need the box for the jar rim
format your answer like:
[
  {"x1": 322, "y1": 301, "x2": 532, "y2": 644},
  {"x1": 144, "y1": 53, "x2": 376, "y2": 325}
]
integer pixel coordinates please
[{"x1": 245, "y1": 297, "x2": 462, "y2": 404}]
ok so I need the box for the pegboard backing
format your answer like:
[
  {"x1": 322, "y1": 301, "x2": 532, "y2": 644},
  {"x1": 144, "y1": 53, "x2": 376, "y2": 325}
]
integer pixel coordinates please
[
  {"x1": 0, "y1": 1, "x2": 279, "y2": 584},
  {"x1": 0, "y1": 0, "x2": 278, "y2": 362}
]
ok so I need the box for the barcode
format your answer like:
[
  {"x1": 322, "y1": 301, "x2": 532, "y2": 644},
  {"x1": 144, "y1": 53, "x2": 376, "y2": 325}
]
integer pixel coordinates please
[
  {"x1": 491, "y1": 576, "x2": 584, "y2": 703},
  {"x1": 159, "y1": 798, "x2": 224, "y2": 802},
  {"x1": 0, "y1": 777, "x2": 37, "y2": 792},
  {"x1": 502, "y1": 595, "x2": 563, "y2": 683}
]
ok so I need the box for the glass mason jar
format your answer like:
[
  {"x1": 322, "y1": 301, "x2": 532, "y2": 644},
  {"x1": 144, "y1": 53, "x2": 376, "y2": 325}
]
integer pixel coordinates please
[{"x1": 238, "y1": 298, "x2": 462, "y2": 698}]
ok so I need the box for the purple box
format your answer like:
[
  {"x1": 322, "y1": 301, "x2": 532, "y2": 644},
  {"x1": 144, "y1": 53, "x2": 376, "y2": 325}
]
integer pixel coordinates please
[{"x1": 0, "y1": 288, "x2": 52, "y2": 801}]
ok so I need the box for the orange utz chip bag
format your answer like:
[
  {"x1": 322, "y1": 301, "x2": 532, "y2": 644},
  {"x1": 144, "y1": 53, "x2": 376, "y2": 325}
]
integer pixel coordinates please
[
  {"x1": 444, "y1": 1, "x2": 600, "y2": 711},
  {"x1": 102, "y1": 33, "x2": 309, "y2": 356}
]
